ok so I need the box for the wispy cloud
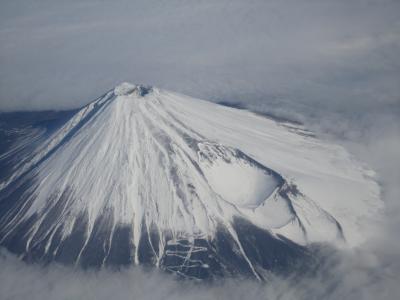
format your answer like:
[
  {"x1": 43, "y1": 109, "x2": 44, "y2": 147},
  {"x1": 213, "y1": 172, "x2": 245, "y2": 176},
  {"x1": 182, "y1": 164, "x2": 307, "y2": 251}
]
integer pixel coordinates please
[
  {"x1": 1, "y1": 244, "x2": 399, "y2": 300},
  {"x1": 0, "y1": 0, "x2": 399, "y2": 113}
]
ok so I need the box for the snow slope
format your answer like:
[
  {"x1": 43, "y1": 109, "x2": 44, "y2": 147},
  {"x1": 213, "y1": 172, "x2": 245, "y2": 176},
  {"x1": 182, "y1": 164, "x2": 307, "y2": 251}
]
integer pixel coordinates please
[{"x1": 0, "y1": 83, "x2": 382, "y2": 279}]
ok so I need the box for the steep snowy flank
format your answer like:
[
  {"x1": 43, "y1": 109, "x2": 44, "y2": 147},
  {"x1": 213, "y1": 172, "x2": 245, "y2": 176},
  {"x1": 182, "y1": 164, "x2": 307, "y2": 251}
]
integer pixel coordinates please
[{"x1": 0, "y1": 83, "x2": 382, "y2": 279}]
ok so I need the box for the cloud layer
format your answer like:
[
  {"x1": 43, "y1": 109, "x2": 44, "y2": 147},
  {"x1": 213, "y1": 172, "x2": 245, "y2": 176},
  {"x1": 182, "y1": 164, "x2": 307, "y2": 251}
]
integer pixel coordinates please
[
  {"x1": 0, "y1": 0, "x2": 399, "y2": 113},
  {"x1": 1, "y1": 245, "x2": 399, "y2": 300}
]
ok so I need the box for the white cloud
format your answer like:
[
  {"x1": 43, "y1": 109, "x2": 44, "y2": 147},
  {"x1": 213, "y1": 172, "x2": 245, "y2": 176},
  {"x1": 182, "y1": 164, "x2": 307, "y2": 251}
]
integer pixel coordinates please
[{"x1": 0, "y1": 0, "x2": 399, "y2": 112}]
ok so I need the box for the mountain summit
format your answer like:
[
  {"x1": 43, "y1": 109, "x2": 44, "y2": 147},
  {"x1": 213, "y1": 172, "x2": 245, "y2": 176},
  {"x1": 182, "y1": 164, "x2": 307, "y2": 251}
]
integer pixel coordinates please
[{"x1": 0, "y1": 83, "x2": 382, "y2": 279}]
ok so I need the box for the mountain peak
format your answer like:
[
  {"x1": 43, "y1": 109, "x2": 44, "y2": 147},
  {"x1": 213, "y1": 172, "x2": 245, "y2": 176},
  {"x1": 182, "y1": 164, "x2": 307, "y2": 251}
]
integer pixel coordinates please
[
  {"x1": 114, "y1": 82, "x2": 153, "y2": 97},
  {"x1": 0, "y1": 86, "x2": 381, "y2": 279}
]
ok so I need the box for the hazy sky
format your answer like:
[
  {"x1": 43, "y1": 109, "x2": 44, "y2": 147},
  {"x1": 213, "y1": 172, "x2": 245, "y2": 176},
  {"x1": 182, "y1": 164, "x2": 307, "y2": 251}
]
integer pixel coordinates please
[
  {"x1": 0, "y1": 0, "x2": 399, "y2": 114},
  {"x1": 0, "y1": 1, "x2": 399, "y2": 299}
]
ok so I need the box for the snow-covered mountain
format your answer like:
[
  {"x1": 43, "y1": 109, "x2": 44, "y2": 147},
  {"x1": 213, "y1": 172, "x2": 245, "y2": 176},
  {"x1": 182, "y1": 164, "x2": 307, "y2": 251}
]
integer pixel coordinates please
[{"x1": 0, "y1": 83, "x2": 382, "y2": 279}]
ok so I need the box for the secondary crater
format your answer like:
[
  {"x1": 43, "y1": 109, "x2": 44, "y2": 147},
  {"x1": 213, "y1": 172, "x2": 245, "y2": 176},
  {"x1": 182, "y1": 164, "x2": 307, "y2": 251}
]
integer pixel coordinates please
[{"x1": 197, "y1": 142, "x2": 282, "y2": 209}]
